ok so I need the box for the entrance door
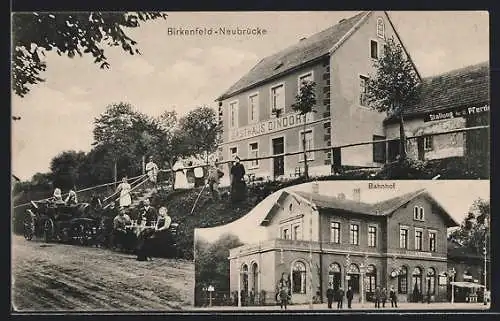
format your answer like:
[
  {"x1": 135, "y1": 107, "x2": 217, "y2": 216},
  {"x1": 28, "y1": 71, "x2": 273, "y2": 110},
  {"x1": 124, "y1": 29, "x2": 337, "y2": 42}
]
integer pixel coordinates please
[
  {"x1": 272, "y1": 137, "x2": 285, "y2": 177},
  {"x1": 348, "y1": 274, "x2": 360, "y2": 293}
]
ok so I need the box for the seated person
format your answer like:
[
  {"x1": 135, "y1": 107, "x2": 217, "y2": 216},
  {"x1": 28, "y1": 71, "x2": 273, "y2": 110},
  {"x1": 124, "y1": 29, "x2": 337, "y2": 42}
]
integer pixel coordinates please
[
  {"x1": 111, "y1": 208, "x2": 132, "y2": 250},
  {"x1": 136, "y1": 206, "x2": 172, "y2": 261},
  {"x1": 90, "y1": 193, "x2": 102, "y2": 210},
  {"x1": 65, "y1": 190, "x2": 78, "y2": 206},
  {"x1": 51, "y1": 188, "x2": 65, "y2": 205},
  {"x1": 139, "y1": 199, "x2": 157, "y2": 226}
]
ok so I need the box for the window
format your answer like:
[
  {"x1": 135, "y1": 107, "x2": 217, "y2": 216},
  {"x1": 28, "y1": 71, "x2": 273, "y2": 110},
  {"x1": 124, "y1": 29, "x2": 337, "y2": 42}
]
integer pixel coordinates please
[
  {"x1": 400, "y1": 228, "x2": 408, "y2": 249},
  {"x1": 229, "y1": 147, "x2": 238, "y2": 160},
  {"x1": 373, "y1": 135, "x2": 387, "y2": 163},
  {"x1": 293, "y1": 224, "x2": 301, "y2": 240},
  {"x1": 249, "y1": 142, "x2": 259, "y2": 168},
  {"x1": 271, "y1": 84, "x2": 285, "y2": 114},
  {"x1": 299, "y1": 129, "x2": 314, "y2": 161},
  {"x1": 370, "y1": 40, "x2": 379, "y2": 59},
  {"x1": 429, "y1": 231, "x2": 436, "y2": 252},
  {"x1": 359, "y1": 75, "x2": 369, "y2": 106},
  {"x1": 415, "y1": 229, "x2": 423, "y2": 251},
  {"x1": 398, "y1": 266, "x2": 408, "y2": 294},
  {"x1": 350, "y1": 224, "x2": 359, "y2": 245},
  {"x1": 282, "y1": 228, "x2": 291, "y2": 239},
  {"x1": 366, "y1": 265, "x2": 377, "y2": 294},
  {"x1": 414, "y1": 206, "x2": 425, "y2": 221},
  {"x1": 298, "y1": 72, "x2": 313, "y2": 93},
  {"x1": 377, "y1": 17, "x2": 385, "y2": 39},
  {"x1": 424, "y1": 136, "x2": 433, "y2": 150},
  {"x1": 368, "y1": 226, "x2": 377, "y2": 247},
  {"x1": 248, "y1": 93, "x2": 259, "y2": 123},
  {"x1": 229, "y1": 100, "x2": 238, "y2": 128},
  {"x1": 330, "y1": 222, "x2": 340, "y2": 244},
  {"x1": 292, "y1": 261, "x2": 307, "y2": 294}
]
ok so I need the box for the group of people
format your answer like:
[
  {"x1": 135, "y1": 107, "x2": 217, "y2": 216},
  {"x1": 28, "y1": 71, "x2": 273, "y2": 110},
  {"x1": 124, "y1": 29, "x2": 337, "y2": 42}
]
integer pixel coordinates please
[
  {"x1": 326, "y1": 285, "x2": 399, "y2": 309},
  {"x1": 204, "y1": 155, "x2": 247, "y2": 205},
  {"x1": 50, "y1": 188, "x2": 78, "y2": 206}
]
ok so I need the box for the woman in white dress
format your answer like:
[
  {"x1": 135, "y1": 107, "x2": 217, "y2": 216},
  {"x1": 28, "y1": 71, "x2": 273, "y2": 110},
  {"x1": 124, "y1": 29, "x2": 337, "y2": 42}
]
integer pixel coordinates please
[{"x1": 116, "y1": 177, "x2": 132, "y2": 208}]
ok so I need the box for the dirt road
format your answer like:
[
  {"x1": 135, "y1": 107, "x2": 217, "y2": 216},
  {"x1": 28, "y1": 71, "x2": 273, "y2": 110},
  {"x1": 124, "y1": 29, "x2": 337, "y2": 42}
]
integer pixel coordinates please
[{"x1": 11, "y1": 235, "x2": 194, "y2": 312}]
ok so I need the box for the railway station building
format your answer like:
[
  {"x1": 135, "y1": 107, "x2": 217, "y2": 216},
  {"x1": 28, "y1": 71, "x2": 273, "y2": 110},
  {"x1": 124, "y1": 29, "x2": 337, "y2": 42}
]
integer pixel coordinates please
[
  {"x1": 215, "y1": 11, "x2": 489, "y2": 180},
  {"x1": 228, "y1": 188, "x2": 459, "y2": 304}
]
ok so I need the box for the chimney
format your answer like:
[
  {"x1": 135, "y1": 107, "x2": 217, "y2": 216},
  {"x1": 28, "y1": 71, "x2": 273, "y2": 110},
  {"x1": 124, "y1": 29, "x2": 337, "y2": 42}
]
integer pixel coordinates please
[
  {"x1": 353, "y1": 188, "x2": 361, "y2": 202},
  {"x1": 337, "y1": 193, "x2": 346, "y2": 200}
]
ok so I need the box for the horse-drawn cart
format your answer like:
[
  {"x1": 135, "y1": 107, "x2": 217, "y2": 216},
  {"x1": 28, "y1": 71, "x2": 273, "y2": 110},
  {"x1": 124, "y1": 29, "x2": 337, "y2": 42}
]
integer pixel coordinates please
[{"x1": 23, "y1": 200, "x2": 99, "y2": 245}]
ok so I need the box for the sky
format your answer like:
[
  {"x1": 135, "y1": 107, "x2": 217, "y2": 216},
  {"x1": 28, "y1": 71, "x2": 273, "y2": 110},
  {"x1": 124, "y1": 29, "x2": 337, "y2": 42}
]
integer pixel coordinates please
[
  {"x1": 11, "y1": 11, "x2": 489, "y2": 180},
  {"x1": 195, "y1": 180, "x2": 490, "y2": 244}
]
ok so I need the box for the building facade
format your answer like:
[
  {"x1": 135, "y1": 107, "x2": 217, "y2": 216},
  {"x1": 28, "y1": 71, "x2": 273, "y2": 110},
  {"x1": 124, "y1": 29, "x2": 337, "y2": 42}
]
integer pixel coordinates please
[
  {"x1": 216, "y1": 11, "x2": 489, "y2": 180},
  {"x1": 228, "y1": 188, "x2": 459, "y2": 304}
]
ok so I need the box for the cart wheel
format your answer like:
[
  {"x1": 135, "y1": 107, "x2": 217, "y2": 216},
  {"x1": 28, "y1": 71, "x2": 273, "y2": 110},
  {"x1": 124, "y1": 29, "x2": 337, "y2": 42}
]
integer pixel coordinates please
[
  {"x1": 23, "y1": 212, "x2": 35, "y2": 241},
  {"x1": 43, "y1": 219, "x2": 54, "y2": 243}
]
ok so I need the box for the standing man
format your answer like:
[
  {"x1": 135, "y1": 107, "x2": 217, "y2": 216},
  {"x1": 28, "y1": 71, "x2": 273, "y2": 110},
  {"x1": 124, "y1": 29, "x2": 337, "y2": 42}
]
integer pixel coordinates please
[
  {"x1": 326, "y1": 286, "x2": 334, "y2": 309},
  {"x1": 277, "y1": 273, "x2": 289, "y2": 310},
  {"x1": 145, "y1": 156, "x2": 159, "y2": 192},
  {"x1": 381, "y1": 287, "x2": 388, "y2": 308},
  {"x1": 389, "y1": 286, "x2": 398, "y2": 308},
  {"x1": 207, "y1": 159, "x2": 224, "y2": 201},
  {"x1": 346, "y1": 286, "x2": 354, "y2": 309},
  {"x1": 336, "y1": 287, "x2": 344, "y2": 309},
  {"x1": 230, "y1": 156, "x2": 246, "y2": 204},
  {"x1": 374, "y1": 285, "x2": 381, "y2": 308}
]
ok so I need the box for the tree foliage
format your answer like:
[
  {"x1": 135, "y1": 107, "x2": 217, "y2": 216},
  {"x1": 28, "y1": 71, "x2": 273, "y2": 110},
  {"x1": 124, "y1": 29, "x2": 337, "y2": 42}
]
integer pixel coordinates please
[
  {"x1": 365, "y1": 37, "x2": 421, "y2": 160},
  {"x1": 50, "y1": 150, "x2": 87, "y2": 190},
  {"x1": 195, "y1": 233, "x2": 244, "y2": 294},
  {"x1": 291, "y1": 80, "x2": 317, "y2": 179},
  {"x1": 448, "y1": 198, "x2": 490, "y2": 256},
  {"x1": 12, "y1": 11, "x2": 167, "y2": 97},
  {"x1": 178, "y1": 106, "x2": 221, "y2": 162}
]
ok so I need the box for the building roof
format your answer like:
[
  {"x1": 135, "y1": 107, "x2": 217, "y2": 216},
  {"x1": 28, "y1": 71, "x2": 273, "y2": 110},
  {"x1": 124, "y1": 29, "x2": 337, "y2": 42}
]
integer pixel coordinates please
[
  {"x1": 261, "y1": 188, "x2": 459, "y2": 227},
  {"x1": 386, "y1": 61, "x2": 489, "y2": 123},
  {"x1": 217, "y1": 11, "x2": 370, "y2": 100}
]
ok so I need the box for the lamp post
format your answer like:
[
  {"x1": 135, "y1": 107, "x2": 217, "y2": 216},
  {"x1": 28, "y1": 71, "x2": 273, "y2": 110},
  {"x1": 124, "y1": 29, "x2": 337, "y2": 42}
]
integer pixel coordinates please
[{"x1": 450, "y1": 268, "x2": 456, "y2": 304}]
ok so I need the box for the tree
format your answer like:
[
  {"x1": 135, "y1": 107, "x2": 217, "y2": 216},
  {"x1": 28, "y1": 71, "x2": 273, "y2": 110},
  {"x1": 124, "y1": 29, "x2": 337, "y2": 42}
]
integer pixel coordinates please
[
  {"x1": 195, "y1": 233, "x2": 244, "y2": 306},
  {"x1": 448, "y1": 198, "x2": 490, "y2": 256},
  {"x1": 179, "y1": 106, "x2": 222, "y2": 163},
  {"x1": 365, "y1": 37, "x2": 421, "y2": 161},
  {"x1": 291, "y1": 80, "x2": 317, "y2": 180},
  {"x1": 12, "y1": 12, "x2": 167, "y2": 97},
  {"x1": 50, "y1": 150, "x2": 86, "y2": 190},
  {"x1": 93, "y1": 102, "x2": 143, "y2": 184}
]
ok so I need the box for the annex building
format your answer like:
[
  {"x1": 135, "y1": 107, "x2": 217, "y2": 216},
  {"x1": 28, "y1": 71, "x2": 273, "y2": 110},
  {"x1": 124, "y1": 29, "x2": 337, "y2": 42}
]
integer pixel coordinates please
[
  {"x1": 228, "y1": 188, "x2": 459, "y2": 304},
  {"x1": 216, "y1": 11, "x2": 489, "y2": 180}
]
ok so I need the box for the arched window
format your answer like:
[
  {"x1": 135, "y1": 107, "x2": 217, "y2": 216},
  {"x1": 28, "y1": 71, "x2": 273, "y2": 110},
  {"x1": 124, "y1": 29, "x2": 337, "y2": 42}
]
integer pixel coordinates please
[
  {"x1": 251, "y1": 262, "x2": 259, "y2": 293},
  {"x1": 412, "y1": 267, "x2": 423, "y2": 299},
  {"x1": 347, "y1": 263, "x2": 360, "y2": 293},
  {"x1": 241, "y1": 264, "x2": 249, "y2": 294},
  {"x1": 427, "y1": 268, "x2": 436, "y2": 295},
  {"x1": 292, "y1": 261, "x2": 307, "y2": 294},
  {"x1": 328, "y1": 263, "x2": 341, "y2": 291},
  {"x1": 398, "y1": 266, "x2": 408, "y2": 294},
  {"x1": 366, "y1": 264, "x2": 377, "y2": 295}
]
